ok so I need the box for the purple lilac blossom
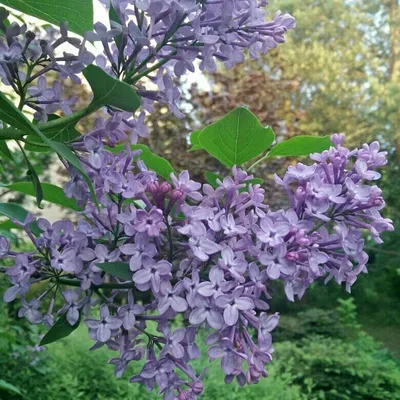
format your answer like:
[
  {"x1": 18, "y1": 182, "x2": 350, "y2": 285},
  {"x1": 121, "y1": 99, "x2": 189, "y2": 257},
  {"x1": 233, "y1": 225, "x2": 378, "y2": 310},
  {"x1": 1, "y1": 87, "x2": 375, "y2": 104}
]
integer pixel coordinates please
[
  {"x1": 0, "y1": 0, "x2": 294, "y2": 139},
  {"x1": 0, "y1": 134, "x2": 393, "y2": 399}
]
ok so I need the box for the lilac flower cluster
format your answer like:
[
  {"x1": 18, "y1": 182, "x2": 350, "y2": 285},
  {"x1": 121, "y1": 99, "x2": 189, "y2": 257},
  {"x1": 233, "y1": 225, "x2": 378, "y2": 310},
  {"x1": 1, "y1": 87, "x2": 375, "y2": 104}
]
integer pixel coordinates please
[
  {"x1": 92, "y1": 0, "x2": 295, "y2": 117},
  {"x1": 0, "y1": 134, "x2": 393, "y2": 399},
  {"x1": 0, "y1": 0, "x2": 294, "y2": 141},
  {"x1": 0, "y1": 9, "x2": 93, "y2": 122}
]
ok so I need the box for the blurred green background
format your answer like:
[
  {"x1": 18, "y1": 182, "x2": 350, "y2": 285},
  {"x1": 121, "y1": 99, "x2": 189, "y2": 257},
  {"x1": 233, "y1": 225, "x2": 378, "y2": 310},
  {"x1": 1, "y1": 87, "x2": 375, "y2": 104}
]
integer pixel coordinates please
[{"x1": 1, "y1": 0, "x2": 400, "y2": 398}]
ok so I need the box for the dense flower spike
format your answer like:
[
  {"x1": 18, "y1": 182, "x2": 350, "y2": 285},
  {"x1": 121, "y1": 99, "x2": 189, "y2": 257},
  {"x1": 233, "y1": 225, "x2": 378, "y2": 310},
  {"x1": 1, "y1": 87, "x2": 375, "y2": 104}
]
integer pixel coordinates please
[
  {"x1": 0, "y1": 134, "x2": 393, "y2": 398},
  {"x1": 0, "y1": 0, "x2": 294, "y2": 130}
]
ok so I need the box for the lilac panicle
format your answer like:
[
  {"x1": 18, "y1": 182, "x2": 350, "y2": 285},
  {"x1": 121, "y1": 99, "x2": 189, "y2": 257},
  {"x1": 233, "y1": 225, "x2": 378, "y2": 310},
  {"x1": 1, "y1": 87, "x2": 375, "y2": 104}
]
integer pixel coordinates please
[{"x1": 0, "y1": 133, "x2": 393, "y2": 398}]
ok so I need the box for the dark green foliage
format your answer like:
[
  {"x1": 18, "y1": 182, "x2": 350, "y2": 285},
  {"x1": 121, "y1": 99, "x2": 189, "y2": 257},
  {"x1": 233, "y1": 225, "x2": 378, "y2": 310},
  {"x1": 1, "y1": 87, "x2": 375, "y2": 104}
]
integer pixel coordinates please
[
  {"x1": 274, "y1": 337, "x2": 400, "y2": 400},
  {"x1": 274, "y1": 308, "x2": 351, "y2": 343}
]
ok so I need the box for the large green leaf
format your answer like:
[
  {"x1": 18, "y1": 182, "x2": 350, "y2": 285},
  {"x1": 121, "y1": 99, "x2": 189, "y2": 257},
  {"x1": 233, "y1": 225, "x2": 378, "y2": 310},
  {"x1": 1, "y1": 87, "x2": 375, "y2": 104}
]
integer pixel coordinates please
[
  {"x1": 40, "y1": 313, "x2": 80, "y2": 346},
  {"x1": 0, "y1": 0, "x2": 93, "y2": 36},
  {"x1": 267, "y1": 135, "x2": 332, "y2": 157},
  {"x1": 0, "y1": 93, "x2": 97, "y2": 205},
  {"x1": 83, "y1": 65, "x2": 141, "y2": 112},
  {"x1": 0, "y1": 202, "x2": 40, "y2": 235},
  {"x1": 5, "y1": 182, "x2": 81, "y2": 210},
  {"x1": 109, "y1": 144, "x2": 175, "y2": 180},
  {"x1": 198, "y1": 107, "x2": 275, "y2": 168},
  {"x1": 96, "y1": 262, "x2": 131, "y2": 281}
]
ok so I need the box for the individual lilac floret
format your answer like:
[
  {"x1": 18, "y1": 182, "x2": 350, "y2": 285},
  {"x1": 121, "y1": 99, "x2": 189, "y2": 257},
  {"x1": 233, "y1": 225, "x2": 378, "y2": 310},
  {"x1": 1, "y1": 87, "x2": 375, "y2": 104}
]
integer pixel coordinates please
[{"x1": 85, "y1": 304, "x2": 123, "y2": 342}]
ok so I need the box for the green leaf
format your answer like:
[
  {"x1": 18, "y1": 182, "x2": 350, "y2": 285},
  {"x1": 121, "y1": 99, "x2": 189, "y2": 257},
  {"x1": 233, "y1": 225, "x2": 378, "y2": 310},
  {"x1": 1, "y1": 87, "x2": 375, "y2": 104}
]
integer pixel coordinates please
[
  {"x1": 83, "y1": 65, "x2": 141, "y2": 112},
  {"x1": 0, "y1": 219, "x2": 22, "y2": 230},
  {"x1": 0, "y1": 92, "x2": 42, "y2": 136},
  {"x1": 204, "y1": 171, "x2": 223, "y2": 189},
  {"x1": 267, "y1": 135, "x2": 332, "y2": 158},
  {"x1": 239, "y1": 178, "x2": 264, "y2": 193},
  {"x1": 18, "y1": 138, "x2": 44, "y2": 207},
  {"x1": 96, "y1": 262, "x2": 132, "y2": 281},
  {"x1": 25, "y1": 114, "x2": 81, "y2": 152},
  {"x1": 1, "y1": 0, "x2": 93, "y2": 36},
  {"x1": 109, "y1": 4, "x2": 122, "y2": 48},
  {"x1": 188, "y1": 130, "x2": 203, "y2": 152},
  {"x1": 0, "y1": 379, "x2": 22, "y2": 397},
  {"x1": 25, "y1": 158, "x2": 43, "y2": 208},
  {"x1": 0, "y1": 228, "x2": 18, "y2": 243},
  {"x1": 51, "y1": 142, "x2": 99, "y2": 207},
  {"x1": 5, "y1": 182, "x2": 81, "y2": 211},
  {"x1": 198, "y1": 107, "x2": 275, "y2": 168},
  {"x1": 0, "y1": 202, "x2": 41, "y2": 235},
  {"x1": 0, "y1": 126, "x2": 25, "y2": 139},
  {"x1": 40, "y1": 313, "x2": 80, "y2": 346},
  {"x1": 109, "y1": 144, "x2": 175, "y2": 180},
  {"x1": 0, "y1": 139, "x2": 13, "y2": 160},
  {"x1": 0, "y1": 93, "x2": 98, "y2": 205}
]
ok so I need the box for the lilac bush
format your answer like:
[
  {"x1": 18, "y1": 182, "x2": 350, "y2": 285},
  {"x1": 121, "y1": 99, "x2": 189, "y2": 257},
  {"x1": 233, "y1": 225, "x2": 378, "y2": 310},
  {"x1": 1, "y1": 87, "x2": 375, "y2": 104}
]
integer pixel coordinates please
[{"x1": 0, "y1": 1, "x2": 394, "y2": 399}]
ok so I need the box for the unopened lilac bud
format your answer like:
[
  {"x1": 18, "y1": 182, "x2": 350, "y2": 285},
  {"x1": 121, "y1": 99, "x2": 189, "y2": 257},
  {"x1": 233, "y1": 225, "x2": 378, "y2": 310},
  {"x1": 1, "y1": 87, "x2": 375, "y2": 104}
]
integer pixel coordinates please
[
  {"x1": 147, "y1": 182, "x2": 159, "y2": 194},
  {"x1": 331, "y1": 133, "x2": 345, "y2": 147},
  {"x1": 171, "y1": 189, "x2": 184, "y2": 201},
  {"x1": 295, "y1": 229, "x2": 311, "y2": 246},
  {"x1": 373, "y1": 198, "x2": 383, "y2": 207},
  {"x1": 189, "y1": 381, "x2": 203, "y2": 395},
  {"x1": 160, "y1": 182, "x2": 171, "y2": 194}
]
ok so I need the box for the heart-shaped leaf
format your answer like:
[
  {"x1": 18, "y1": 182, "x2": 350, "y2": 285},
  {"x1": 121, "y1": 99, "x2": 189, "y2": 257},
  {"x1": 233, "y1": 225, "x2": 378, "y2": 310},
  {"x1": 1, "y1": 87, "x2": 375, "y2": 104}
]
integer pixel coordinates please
[{"x1": 198, "y1": 107, "x2": 275, "y2": 168}]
